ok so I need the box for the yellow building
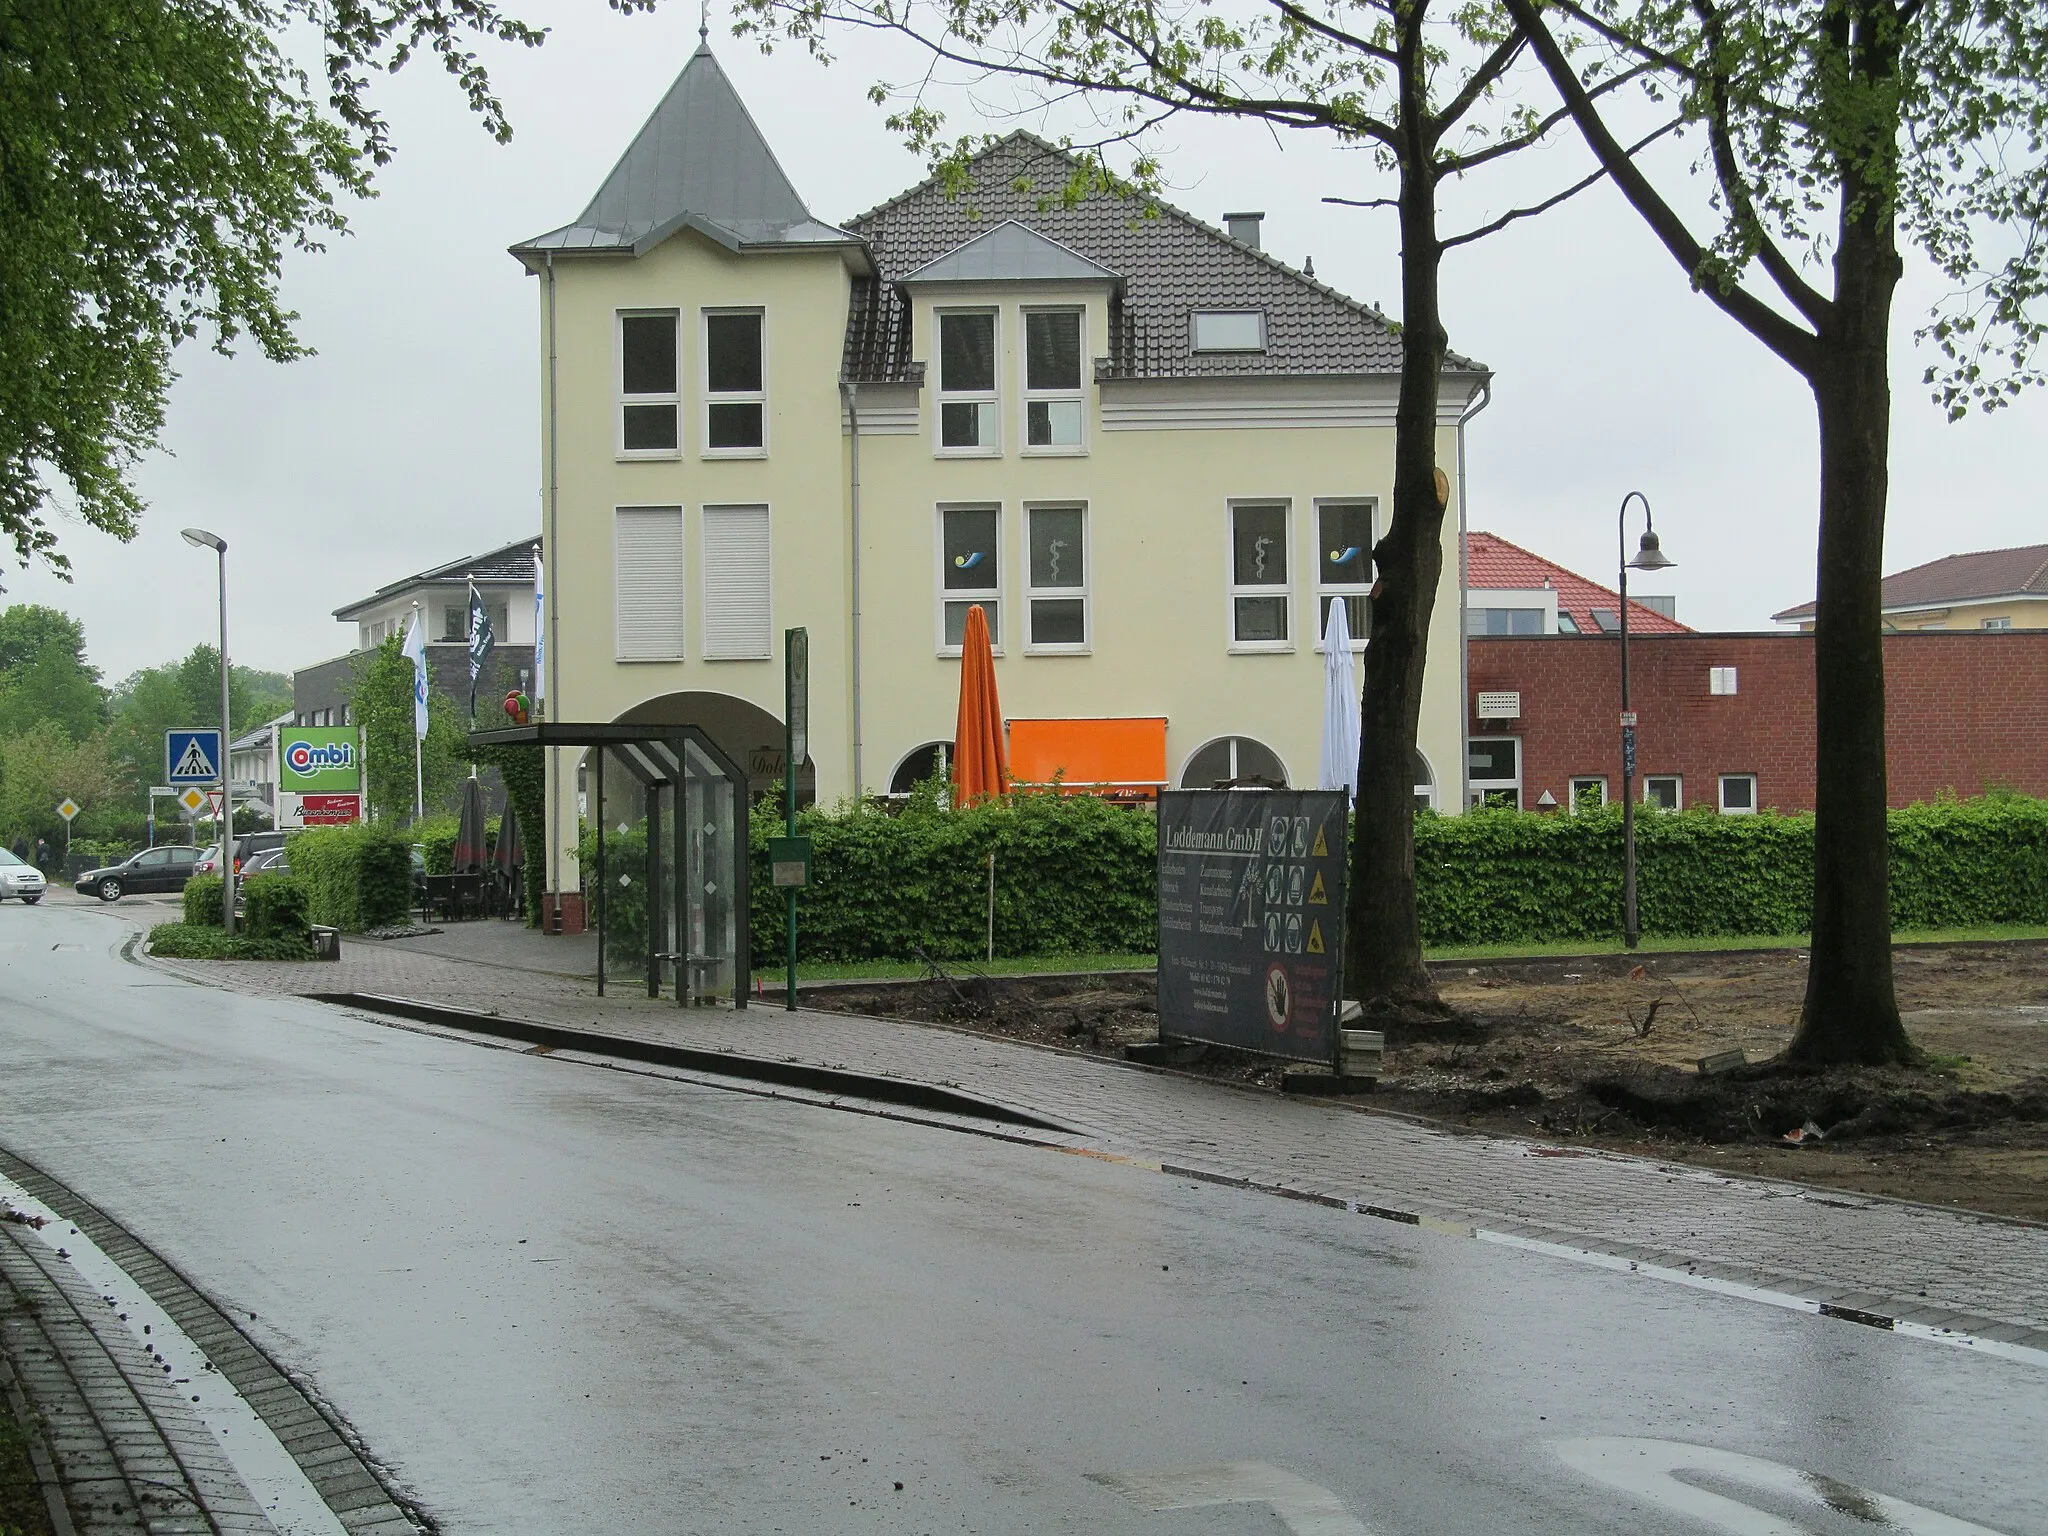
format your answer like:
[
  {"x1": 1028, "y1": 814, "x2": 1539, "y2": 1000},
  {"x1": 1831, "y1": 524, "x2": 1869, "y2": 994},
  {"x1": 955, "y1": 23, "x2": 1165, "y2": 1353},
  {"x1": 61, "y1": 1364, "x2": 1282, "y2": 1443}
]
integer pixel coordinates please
[
  {"x1": 1772, "y1": 542, "x2": 2048, "y2": 633},
  {"x1": 513, "y1": 42, "x2": 1490, "y2": 920}
]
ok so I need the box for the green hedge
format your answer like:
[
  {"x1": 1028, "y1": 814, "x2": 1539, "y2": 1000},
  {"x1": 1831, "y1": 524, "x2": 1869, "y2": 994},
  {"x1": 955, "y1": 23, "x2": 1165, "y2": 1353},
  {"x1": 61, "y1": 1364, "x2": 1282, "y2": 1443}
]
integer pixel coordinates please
[
  {"x1": 286, "y1": 824, "x2": 412, "y2": 931},
  {"x1": 1411, "y1": 795, "x2": 2048, "y2": 944},
  {"x1": 604, "y1": 791, "x2": 2048, "y2": 964},
  {"x1": 183, "y1": 874, "x2": 225, "y2": 927},
  {"x1": 741, "y1": 790, "x2": 1159, "y2": 966},
  {"x1": 147, "y1": 922, "x2": 311, "y2": 961},
  {"x1": 415, "y1": 814, "x2": 459, "y2": 875},
  {"x1": 243, "y1": 873, "x2": 310, "y2": 944}
]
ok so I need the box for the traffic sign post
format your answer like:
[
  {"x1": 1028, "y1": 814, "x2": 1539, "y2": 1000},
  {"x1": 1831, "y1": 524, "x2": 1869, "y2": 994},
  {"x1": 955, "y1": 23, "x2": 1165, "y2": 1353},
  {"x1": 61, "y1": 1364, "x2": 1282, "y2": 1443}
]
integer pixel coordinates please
[
  {"x1": 55, "y1": 798, "x2": 80, "y2": 859},
  {"x1": 783, "y1": 627, "x2": 808, "y2": 1012},
  {"x1": 166, "y1": 730, "x2": 224, "y2": 786}
]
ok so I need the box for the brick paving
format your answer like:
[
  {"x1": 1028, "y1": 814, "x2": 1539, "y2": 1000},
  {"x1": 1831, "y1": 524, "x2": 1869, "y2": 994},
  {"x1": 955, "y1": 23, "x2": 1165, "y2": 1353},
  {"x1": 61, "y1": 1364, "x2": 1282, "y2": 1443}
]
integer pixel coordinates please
[
  {"x1": 0, "y1": 1223, "x2": 277, "y2": 1534},
  {"x1": 143, "y1": 929, "x2": 2048, "y2": 1357}
]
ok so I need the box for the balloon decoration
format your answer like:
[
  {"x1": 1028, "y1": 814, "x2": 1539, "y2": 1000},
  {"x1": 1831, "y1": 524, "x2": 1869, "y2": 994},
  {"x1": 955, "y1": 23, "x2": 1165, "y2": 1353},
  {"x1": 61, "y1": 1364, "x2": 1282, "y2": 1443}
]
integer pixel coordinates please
[{"x1": 503, "y1": 690, "x2": 532, "y2": 726}]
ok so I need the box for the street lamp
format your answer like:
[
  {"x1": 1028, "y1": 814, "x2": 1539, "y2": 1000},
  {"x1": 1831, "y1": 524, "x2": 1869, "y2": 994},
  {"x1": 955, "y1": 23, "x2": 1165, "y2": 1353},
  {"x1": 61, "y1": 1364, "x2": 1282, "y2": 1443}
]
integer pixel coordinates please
[
  {"x1": 182, "y1": 527, "x2": 236, "y2": 934},
  {"x1": 1616, "y1": 492, "x2": 1675, "y2": 949}
]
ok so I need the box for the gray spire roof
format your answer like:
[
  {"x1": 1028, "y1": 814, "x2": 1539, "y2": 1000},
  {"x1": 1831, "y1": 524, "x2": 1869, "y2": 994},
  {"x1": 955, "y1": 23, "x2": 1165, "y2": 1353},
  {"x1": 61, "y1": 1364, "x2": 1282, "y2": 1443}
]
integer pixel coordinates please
[
  {"x1": 900, "y1": 221, "x2": 1119, "y2": 285},
  {"x1": 511, "y1": 44, "x2": 861, "y2": 263}
]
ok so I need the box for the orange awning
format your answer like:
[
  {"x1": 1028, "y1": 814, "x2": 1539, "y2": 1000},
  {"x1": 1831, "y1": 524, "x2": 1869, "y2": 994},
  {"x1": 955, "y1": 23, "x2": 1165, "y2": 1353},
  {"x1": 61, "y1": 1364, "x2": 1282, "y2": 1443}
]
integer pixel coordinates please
[{"x1": 1007, "y1": 717, "x2": 1168, "y2": 795}]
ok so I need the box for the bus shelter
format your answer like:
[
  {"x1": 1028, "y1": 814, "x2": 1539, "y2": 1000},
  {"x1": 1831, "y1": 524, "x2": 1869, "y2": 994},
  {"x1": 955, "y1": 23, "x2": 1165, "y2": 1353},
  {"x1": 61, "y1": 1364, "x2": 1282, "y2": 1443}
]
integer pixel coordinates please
[{"x1": 468, "y1": 723, "x2": 749, "y2": 1008}]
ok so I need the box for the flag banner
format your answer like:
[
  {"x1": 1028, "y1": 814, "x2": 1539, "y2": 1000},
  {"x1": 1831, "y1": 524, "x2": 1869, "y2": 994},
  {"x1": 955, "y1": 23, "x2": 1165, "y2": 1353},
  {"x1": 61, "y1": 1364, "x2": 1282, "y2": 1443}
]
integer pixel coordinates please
[
  {"x1": 402, "y1": 609, "x2": 431, "y2": 742},
  {"x1": 531, "y1": 548, "x2": 546, "y2": 707}
]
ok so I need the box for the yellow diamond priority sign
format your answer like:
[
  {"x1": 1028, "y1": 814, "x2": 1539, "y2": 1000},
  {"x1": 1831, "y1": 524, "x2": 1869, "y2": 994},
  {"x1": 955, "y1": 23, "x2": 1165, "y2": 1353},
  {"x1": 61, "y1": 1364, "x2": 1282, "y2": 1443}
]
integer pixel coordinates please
[
  {"x1": 55, "y1": 798, "x2": 81, "y2": 822},
  {"x1": 178, "y1": 787, "x2": 208, "y2": 815}
]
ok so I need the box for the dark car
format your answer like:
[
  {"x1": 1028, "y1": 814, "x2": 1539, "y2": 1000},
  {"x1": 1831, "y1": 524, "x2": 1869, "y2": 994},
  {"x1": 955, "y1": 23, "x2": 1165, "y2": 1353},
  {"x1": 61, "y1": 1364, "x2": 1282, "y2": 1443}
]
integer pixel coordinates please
[{"x1": 75, "y1": 845, "x2": 205, "y2": 901}]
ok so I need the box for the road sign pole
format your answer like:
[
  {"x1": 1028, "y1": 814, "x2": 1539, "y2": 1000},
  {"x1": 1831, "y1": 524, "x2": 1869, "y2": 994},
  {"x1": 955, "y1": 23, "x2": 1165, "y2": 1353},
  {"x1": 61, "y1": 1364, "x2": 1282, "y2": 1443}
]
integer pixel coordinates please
[{"x1": 783, "y1": 628, "x2": 808, "y2": 1013}]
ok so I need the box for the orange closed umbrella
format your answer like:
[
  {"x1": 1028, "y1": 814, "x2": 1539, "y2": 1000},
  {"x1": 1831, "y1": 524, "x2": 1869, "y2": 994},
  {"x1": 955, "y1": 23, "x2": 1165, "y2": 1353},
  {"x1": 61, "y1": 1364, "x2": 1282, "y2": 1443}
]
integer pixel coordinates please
[{"x1": 951, "y1": 604, "x2": 1008, "y2": 805}]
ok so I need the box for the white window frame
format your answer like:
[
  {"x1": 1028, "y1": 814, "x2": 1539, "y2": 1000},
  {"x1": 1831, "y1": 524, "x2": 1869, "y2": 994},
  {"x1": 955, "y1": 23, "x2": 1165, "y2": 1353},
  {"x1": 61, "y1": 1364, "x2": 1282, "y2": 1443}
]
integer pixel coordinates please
[
  {"x1": 613, "y1": 504, "x2": 687, "y2": 663},
  {"x1": 934, "y1": 307, "x2": 1000, "y2": 457},
  {"x1": 1568, "y1": 775, "x2": 1609, "y2": 813},
  {"x1": 936, "y1": 502, "x2": 1003, "y2": 657},
  {"x1": 616, "y1": 309, "x2": 681, "y2": 460},
  {"x1": 1314, "y1": 497, "x2": 1375, "y2": 652},
  {"x1": 700, "y1": 307, "x2": 767, "y2": 459},
  {"x1": 700, "y1": 503, "x2": 773, "y2": 661},
  {"x1": 1709, "y1": 665, "x2": 1739, "y2": 695},
  {"x1": 1022, "y1": 502, "x2": 1089, "y2": 653},
  {"x1": 1982, "y1": 616, "x2": 2013, "y2": 631},
  {"x1": 1176, "y1": 736, "x2": 1292, "y2": 790},
  {"x1": 1190, "y1": 311, "x2": 1267, "y2": 353},
  {"x1": 1719, "y1": 773, "x2": 1759, "y2": 814},
  {"x1": 1468, "y1": 736, "x2": 1520, "y2": 808},
  {"x1": 1019, "y1": 306, "x2": 1086, "y2": 456},
  {"x1": 1644, "y1": 774, "x2": 1683, "y2": 810},
  {"x1": 1227, "y1": 498, "x2": 1294, "y2": 653}
]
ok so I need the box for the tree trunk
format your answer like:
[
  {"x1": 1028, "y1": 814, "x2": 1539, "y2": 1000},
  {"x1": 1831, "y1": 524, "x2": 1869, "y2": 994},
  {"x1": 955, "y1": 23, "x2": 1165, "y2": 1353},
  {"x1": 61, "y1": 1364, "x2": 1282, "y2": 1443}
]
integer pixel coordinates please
[
  {"x1": 1345, "y1": 1, "x2": 1449, "y2": 1022},
  {"x1": 1787, "y1": 137, "x2": 1913, "y2": 1064}
]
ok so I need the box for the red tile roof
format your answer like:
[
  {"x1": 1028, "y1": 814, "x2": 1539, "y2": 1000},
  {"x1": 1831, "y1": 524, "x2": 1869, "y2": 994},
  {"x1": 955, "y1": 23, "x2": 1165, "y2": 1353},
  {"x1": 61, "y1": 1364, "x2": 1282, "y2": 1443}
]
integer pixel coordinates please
[
  {"x1": 1466, "y1": 531, "x2": 1691, "y2": 634},
  {"x1": 1771, "y1": 542, "x2": 2048, "y2": 621}
]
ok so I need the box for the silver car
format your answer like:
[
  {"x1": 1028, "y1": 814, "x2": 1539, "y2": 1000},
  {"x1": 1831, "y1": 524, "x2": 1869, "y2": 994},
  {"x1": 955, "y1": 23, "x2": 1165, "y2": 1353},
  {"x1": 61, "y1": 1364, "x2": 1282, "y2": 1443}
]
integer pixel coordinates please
[{"x1": 0, "y1": 847, "x2": 47, "y2": 905}]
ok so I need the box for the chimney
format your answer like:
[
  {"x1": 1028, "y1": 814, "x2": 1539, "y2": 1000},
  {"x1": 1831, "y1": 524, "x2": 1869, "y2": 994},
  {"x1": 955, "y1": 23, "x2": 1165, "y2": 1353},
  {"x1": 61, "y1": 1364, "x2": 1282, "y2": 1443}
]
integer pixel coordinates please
[{"x1": 1224, "y1": 211, "x2": 1264, "y2": 249}]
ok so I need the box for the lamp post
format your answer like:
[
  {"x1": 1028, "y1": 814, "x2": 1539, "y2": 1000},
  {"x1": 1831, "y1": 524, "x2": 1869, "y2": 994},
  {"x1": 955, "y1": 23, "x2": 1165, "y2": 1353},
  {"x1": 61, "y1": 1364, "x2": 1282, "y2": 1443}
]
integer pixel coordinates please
[
  {"x1": 182, "y1": 528, "x2": 236, "y2": 934},
  {"x1": 1616, "y1": 492, "x2": 1675, "y2": 949}
]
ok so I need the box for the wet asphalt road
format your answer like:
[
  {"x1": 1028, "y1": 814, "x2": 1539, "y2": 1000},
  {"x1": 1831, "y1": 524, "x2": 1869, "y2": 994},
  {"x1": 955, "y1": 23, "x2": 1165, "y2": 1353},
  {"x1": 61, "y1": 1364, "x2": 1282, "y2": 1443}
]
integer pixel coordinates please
[{"x1": 1, "y1": 901, "x2": 2044, "y2": 1535}]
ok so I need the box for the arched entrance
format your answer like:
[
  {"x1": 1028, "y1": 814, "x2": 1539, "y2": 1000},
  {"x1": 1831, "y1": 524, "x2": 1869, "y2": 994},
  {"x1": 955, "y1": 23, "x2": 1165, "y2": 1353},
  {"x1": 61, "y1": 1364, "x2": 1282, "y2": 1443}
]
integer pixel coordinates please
[{"x1": 616, "y1": 692, "x2": 816, "y2": 806}]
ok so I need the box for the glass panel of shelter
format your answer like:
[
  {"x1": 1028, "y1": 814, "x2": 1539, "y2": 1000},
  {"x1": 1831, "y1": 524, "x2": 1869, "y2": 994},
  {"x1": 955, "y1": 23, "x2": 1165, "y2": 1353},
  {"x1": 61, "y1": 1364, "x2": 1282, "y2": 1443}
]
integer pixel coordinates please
[{"x1": 593, "y1": 733, "x2": 743, "y2": 1007}]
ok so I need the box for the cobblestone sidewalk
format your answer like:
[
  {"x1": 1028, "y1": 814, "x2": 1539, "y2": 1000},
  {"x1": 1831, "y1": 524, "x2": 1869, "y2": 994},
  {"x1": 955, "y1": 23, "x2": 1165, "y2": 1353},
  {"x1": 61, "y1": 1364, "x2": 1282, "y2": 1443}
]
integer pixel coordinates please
[{"x1": 141, "y1": 931, "x2": 2048, "y2": 1361}]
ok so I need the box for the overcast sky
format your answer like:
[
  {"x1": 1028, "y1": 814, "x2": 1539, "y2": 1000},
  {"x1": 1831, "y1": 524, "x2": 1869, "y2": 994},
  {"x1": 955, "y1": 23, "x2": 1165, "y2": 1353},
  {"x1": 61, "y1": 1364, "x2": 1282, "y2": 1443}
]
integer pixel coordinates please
[{"x1": 11, "y1": 2, "x2": 2043, "y2": 685}]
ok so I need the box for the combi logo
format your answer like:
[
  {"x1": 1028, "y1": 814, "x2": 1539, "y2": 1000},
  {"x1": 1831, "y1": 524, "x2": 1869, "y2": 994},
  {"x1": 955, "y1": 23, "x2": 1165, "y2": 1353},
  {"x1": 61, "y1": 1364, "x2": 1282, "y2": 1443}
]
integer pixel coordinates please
[{"x1": 285, "y1": 739, "x2": 355, "y2": 774}]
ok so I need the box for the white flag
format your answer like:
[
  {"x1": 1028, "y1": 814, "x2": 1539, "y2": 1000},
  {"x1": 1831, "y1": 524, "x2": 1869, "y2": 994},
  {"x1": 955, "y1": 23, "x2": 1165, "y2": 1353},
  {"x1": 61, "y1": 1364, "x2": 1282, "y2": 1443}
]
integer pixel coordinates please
[
  {"x1": 402, "y1": 609, "x2": 430, "y2": 741},
  {"x1": 531, "y1": 547, "x2": 545, "y2": 707}
]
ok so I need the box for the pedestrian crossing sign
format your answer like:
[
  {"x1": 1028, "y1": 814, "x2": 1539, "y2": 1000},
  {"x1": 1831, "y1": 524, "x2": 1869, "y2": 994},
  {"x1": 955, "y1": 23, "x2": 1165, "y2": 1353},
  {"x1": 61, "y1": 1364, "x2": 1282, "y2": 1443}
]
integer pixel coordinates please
[{"x1": 166, "y1": 730, "x2": 223, "y2": 786}]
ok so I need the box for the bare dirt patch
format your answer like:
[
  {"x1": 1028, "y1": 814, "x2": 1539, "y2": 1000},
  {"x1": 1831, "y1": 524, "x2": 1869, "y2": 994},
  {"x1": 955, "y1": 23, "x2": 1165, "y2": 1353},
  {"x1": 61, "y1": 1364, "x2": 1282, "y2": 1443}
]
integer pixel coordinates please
[{"x1": 803, "y1": 943, "x2": 2048, "y2": 1223}]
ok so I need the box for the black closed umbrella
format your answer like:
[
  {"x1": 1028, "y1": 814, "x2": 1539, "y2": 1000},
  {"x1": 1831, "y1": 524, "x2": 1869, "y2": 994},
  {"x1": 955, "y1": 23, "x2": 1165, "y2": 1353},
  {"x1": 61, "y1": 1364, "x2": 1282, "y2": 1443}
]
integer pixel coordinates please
[
  {"x1": 453, "y1": 777, "x2": 490, "y2": 874},
  {"x1": 494, "y1": 799, "x2": 522, "y2": 874}
]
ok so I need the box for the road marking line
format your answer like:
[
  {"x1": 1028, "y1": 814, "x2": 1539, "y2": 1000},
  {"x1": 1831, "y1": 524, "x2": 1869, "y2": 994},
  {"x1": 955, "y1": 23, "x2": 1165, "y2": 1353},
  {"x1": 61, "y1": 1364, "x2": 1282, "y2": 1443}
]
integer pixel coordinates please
[
  {"x1": 0, "y1": 1173, "x2": 348, "y2": 1536},
  {"x1": 1089, "y1": 1460, "x2": 1374, "y2": 1534},
  {"x1": 1555, "y1": 1436, "x2": 2011, "y2": 1534}
]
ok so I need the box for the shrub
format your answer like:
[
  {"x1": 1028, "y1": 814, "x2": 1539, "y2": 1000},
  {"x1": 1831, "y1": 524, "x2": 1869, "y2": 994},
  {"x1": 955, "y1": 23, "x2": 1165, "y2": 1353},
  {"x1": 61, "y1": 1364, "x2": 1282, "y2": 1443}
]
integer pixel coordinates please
[
  {"x1": 147, "y1": 922, "x2": 311, "y2": 961},
  {"x1": 415, "y1": 814, "x2": 459, "y2": 875},
  {"x1": 183, "y1": 874, "x2": 225, "y2": 927},
  {"x1": 286, "y1": 824, "x2": 413, "y2": 931},
  {"x1": 242, "y1": 872, "x2": 311, "y2": 943},
  {"x1": 565, "y1": 790, "x2": 2048, "y2": 965},
  {"x1": 740, "y1": 788, "x2": 1159, "y2": 966}
]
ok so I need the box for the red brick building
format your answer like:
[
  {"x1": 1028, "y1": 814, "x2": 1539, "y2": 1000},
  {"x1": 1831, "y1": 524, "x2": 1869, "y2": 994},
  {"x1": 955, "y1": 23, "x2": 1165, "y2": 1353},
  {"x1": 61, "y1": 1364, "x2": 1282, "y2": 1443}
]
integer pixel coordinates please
[{"x1": 1464, "y1": 631, "x2": 2048, "y2": 813}]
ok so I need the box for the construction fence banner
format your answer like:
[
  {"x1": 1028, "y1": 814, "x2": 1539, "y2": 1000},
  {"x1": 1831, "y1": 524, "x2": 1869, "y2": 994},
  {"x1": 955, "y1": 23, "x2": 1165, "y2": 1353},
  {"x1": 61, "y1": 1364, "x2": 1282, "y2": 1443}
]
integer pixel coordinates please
[{"x1": 1155, "y1": 789, "x2": 1349, "y2": 1066}]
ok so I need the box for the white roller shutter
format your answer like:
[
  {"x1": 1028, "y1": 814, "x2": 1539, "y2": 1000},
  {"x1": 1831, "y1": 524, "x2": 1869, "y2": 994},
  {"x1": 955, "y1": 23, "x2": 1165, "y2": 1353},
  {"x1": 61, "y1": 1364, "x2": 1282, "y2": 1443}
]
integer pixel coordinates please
[
  {"x1": 614, "y1": 506, "x2": 686, "y2": 661},
  {"x1": 702, "y1": 504, "x2": 772, "y2": 660}
]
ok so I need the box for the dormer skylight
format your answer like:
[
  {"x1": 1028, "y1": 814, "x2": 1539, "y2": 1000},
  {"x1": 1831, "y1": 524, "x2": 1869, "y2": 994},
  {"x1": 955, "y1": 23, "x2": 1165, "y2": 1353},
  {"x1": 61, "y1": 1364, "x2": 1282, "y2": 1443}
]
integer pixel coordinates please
[{"x1": 1190, "y1": 311, "x2": 1266, "y2": 353}]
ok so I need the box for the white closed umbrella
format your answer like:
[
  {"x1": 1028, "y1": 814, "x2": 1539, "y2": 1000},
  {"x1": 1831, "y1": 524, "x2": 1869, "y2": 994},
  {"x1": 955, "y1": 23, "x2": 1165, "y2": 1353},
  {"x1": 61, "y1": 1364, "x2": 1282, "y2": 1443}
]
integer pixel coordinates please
[{"x1": 1319, "y1": 599, "x2": 1361, "y2": 798}]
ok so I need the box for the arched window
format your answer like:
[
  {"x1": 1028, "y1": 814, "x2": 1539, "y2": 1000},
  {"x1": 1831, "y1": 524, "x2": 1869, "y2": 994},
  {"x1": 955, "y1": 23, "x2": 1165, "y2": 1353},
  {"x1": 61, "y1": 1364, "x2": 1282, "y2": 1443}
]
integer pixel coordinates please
[
  {"x1": 1413, "y1": 750, "x2": 1437, "y2": 811},
  {"x1": 889, "y1": 742, "x2": 952, "y2": 796},
  {"x1": 1178, "y1": 736, "x2": 1289, "y2": 789}
]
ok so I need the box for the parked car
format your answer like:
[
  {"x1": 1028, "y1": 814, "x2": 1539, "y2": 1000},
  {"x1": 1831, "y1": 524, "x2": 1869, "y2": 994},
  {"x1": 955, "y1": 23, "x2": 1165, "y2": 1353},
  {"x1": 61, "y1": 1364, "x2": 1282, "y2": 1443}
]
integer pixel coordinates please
[
  {"x1": 74, "y1": 845, "x2": 205, "y2": 901},
  {"x1": 233, "y1": 847, "x2": 293, "y2": 917},
  {"x1": 195, "y1": 830, "x2": 289, "y2": 877},
  {"x1": 0, "y1": 847, "x2": 47, "y2": 904}
]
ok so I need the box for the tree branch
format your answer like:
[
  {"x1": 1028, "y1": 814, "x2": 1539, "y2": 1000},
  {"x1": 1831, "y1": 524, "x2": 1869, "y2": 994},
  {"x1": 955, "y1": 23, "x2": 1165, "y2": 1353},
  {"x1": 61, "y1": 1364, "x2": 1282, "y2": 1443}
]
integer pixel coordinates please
[
  {"x1": 1437, "y1": 58, "x2": 1656, "y2": 174},
  {"x1": 1500, "y1": 0, "x2": 1822, "y2": 374},
  {"x1": 1322, "y1": 194, "x2": 1401, "y2": 209},
  {"x1": 1269, "y1": 0, "x2": 1401, "y2": 64},
  {"x1": 1431, "y1": 32, "x2": 1526, "y2": 143},
  {"x1": 1439, "y1": 117, "x2": 1683, "y2": 248},
  {"x1": 1691, "y1": 0, "x2": 1832, "y2": 328}
]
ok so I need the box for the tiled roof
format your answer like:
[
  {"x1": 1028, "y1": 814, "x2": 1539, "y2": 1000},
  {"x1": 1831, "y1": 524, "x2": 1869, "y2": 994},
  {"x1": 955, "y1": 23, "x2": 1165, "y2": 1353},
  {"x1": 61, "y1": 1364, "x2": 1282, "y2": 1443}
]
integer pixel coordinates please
[
  {"x1": 333, "y1": 537, "x2": 541, "y2": 619},
  {"x1": 1467, "y1": 531, "x2": 1691, "y2": 635},
  {"x1": 511, "y1": 44, "x2": 858, "y2": 262},
  {"x1": 841, "y1": 133, "x2": 1486, "y2": 384},
  {"x1": 1771, "y1": 542, "x2": 2048, "y2": 621}
]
